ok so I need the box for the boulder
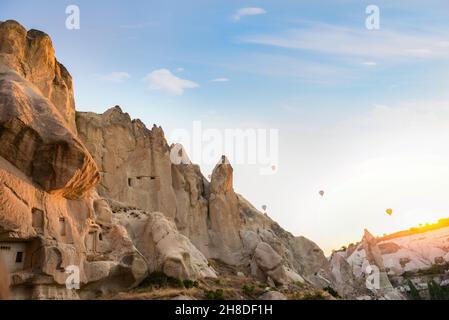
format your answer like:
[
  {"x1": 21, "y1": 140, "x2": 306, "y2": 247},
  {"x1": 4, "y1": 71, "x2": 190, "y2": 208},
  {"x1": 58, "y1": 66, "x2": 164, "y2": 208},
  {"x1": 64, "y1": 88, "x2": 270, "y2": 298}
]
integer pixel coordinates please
[
  {"x1": 114, "y1": 208, "x2": 216, "y2": 281},
  {"x1": 259, "y1": 291, "x2": 287, "y2": 300},
  {"x1": 252, "y1": 242, "x2": 287, "y2": 285}
]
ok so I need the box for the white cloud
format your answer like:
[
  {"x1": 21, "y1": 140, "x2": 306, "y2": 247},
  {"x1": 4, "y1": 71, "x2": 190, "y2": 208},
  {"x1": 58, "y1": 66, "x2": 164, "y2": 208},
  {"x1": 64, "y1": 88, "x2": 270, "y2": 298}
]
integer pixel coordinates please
[
  {"x1": 241, "y1": 22, "x2": 449, "y2": 61},
  {"x1": 176, "y1": 67, "x2": 185, "y2": 72},
  {"x1": 437, "y1": 41, "x2": 449, "y2": 48},
  {"x1": 233, "y1": 7, "x2": 266, "y2": 21},
  {"x1": 98, "y1": 72, "x2": 131, "y2": 83},
  {"x1": 143, "y1": 69, "x2": 199, "y2": 95},
  {"x1": 211, "y1": 77, "x2": 230, "y2": 82},
  {"x1": 362, "y1": 61, "x2": 377, "y2": 66}
]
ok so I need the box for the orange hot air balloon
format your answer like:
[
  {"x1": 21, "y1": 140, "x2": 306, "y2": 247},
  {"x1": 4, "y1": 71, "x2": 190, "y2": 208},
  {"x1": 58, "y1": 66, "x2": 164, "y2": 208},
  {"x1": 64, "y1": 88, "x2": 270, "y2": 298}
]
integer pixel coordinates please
[
  {"x1": 386, "y1": 208, "x2": 393, "y2": 216},
  {"x1": 319, "y1": 190, "x2": 325, "y2": 197}
]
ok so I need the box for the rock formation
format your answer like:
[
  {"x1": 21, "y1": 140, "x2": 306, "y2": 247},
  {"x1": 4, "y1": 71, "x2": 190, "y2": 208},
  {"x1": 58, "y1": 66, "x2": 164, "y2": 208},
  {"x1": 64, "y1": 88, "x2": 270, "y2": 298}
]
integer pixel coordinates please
[
  {"x1": 0, "y1": 256, "x2": 9, "y2": 300},
  {"x1": 0, "y1": 20, "x2": 342, "y2": 300},
  {"x1": 76, "y1": 107, "x2": 337, "y2": 291},
  {"x1": 331, "y1": 225, "x2": 449, "y2": 299},
  {"x1": 329, "y1": 229, "x2": 407, "y2": 300}
]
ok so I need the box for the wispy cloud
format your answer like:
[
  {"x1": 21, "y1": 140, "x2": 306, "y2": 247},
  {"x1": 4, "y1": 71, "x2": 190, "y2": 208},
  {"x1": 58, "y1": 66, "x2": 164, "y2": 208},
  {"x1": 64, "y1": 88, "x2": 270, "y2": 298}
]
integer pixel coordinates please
[
  {"x1": 143, "y1": 69, "x2": 199, "y2": 95},
  {"x1": 232, "y1": 7, "x2": 266, "y2": 21},
  {"x1": 211, "y1": 77, "x2": 230, "y2": 82},
  {"x1": 175, "y1": 67, "x2": 185, "y2": 72},
  {"x1": 361, "y1": 61, "x2": 377, "y2": 66},
  {"x1": 96, "y1": 72, "x2": 131, "y2": 83},
  {"x1": 241, "y1": 22, "x2": 449, "y2": 61}
]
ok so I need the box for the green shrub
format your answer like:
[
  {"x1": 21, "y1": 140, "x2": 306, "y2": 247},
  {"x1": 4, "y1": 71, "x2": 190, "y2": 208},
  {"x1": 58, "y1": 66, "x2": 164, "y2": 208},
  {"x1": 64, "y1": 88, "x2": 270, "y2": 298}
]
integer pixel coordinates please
[
  {"x1": 428, "y1": 280, "x2": 449, "y2": 300},
  {"x1": 204, "y1": 289, "x2": 225, "y2": 300},
  {"x1": 323, "y1": 286, "x2": 340, "y2": 298},
  {"x1": 258, "y1": 282, "x2": 268, "y2": 289},
  {"x1": 407, "y1": 280, "x2": 421, "y2": 300},
  {"x1": 242, "y1": 284, "x2": 255, "y2": 296},
  {"x1": 183, "y1": 279, "x2": 199, "y2": 289},
  {"x1": 138, "y1": 272, "x2": 184, "y2": 289}
]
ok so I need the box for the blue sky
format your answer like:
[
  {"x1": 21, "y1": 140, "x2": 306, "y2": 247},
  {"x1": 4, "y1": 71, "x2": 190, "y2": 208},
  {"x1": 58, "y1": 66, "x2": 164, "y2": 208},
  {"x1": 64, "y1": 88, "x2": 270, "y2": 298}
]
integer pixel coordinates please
[{"x1": 2, "y1": 0, "x2": 449, "y2": 253}]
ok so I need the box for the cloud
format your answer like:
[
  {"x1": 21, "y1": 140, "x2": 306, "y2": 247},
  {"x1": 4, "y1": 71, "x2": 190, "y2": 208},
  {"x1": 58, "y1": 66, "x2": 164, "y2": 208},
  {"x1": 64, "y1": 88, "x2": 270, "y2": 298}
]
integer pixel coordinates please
[
  {"x1": 437, "y1": 41, "x2": 449, "y2": 48},
  {"x1": 362, "y1": 61, "x2": 377, "y2": 66},
  {"x1": 143, "y1": 69, "x2": 199, "y2": 95},
  {"x1": 97, "y1": 72, "x2": 131, "y2": 83},
  {"x1": 241, "y1": 22, "x2": 449, "y2": 61},
  {"x1": 233, "y1": 7, "x2": 266, "y2": 21},
  {"x1": 176, "y1": 67, "x2": 185, "y2": 72},
  {"x1": 211, "y1": 77, "x2": 230, "y2": 82}
]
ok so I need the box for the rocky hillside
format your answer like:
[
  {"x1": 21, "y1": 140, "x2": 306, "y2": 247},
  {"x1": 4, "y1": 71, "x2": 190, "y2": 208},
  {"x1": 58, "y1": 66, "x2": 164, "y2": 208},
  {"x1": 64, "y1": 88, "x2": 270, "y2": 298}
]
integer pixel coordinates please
[
  {"x1": 330, "y1": 224, "x2": 449, "y2": 300},
  {"x1": 0, "y1": 20, "x2": 343, "y2": 300}
]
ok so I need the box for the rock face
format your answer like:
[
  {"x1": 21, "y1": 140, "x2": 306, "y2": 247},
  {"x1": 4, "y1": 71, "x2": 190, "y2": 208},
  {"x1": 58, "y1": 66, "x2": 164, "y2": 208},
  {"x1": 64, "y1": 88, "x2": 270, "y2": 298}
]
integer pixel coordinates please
[
  {"x1": 0, "y1": 21, "x2": 340, "y2": 300},
  {"x1": 0, "y1": 257, "x2": 9, "y2": 300},
  {"x1": 112, "y1": 204, "x2": 216, "y2": 280},
  {"x1": 329, "y1": 230, "x2": 406, "y2": 300},
  {"x1": 0, "y1": 20, "x2": 99, "y2": 199},
  {"x1": 331, "y1": 225, "x2": 449, "y2": 300},
  {"x1": 77, "y1": 107, "x2": 338, "y2": 292},
  {"x1": 0, "y1": 20, "x2": 76, "y2": 131}
]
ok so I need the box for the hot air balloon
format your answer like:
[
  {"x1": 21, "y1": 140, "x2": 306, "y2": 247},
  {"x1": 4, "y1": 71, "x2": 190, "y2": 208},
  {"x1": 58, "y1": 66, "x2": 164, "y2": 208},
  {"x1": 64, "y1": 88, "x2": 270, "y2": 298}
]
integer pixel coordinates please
[
  {"x1": 262, "y1": 205, "x2": 267, "y2": 212},
  {"x1": 386, "y1": 208, "x2": 393, "y2": 216},
  {"x1": 319, "y1": 190, "x2": 325, "y2": 197}
]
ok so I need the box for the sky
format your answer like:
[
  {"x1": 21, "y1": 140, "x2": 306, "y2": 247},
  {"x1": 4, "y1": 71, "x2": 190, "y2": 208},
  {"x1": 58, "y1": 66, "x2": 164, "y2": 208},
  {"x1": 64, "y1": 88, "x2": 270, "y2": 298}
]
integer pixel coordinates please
[{"x1": 1, "y1": 0, "x2": 449, "y2": 254}]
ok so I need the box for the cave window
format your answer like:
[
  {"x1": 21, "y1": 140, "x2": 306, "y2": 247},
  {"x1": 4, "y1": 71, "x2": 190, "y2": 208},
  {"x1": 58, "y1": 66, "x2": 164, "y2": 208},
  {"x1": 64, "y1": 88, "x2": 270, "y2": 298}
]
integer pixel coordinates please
[
  {"x1": 128, "y1": 178, "x2": 132, "y2": 187},
  {"x1": 59, "y1": 217, "x2": 66, "y2": 236},
  {"x1": 99, "y1": 233, "x2": 103, "y2": 241},
  {"x1": 0, "y1": 246, "x2": 10, "y2": 251},
  {"x1": 32, "y1": 208, "x2": 44, "y2": 233},
  {"x1": 15, "y1": 252, "x2": 23, "y2": 263}
]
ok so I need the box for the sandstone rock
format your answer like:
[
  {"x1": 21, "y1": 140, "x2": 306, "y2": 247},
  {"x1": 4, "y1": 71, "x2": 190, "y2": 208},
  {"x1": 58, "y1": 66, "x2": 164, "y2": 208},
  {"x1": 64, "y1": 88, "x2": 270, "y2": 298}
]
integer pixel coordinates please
[
  {"x1": 258, "y1": 291, "x2": 287, "y2": 300},
  {"x1": 0, "y1": 20, "x2": 342, "y2": 300},
  {"x1": 0, "y1": 140, "x2": 145, "y2": 299},
  {"x1": 0, "y1": 20, "x2": 76, "y2": 131},
  {"x1": 252, "y1": 242, "x2": 287, "y2": 285},
  {"x1": 0, "y1": 256, "x2": 9, "y2": 300},
  {"x1": 332, "y1": 229, "x2": 406, "y2": 300},
  {"x1": 114, "y1": 207, "x2": 216, "y2": 280},
  {"x1": 171, "y1": 295, "x2": 194, "y2": 300},
  {"x1": 0, "y1": 22, "x2": 99, "y2": 199},
  {"x1": 76, "y1": 106, "x2": 338, "y2": 291},
  {"x1": 76, "y1": 107, "x2": 176, "y2": 217}
]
